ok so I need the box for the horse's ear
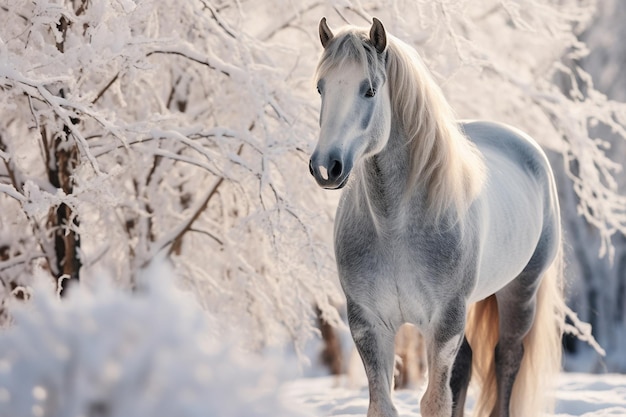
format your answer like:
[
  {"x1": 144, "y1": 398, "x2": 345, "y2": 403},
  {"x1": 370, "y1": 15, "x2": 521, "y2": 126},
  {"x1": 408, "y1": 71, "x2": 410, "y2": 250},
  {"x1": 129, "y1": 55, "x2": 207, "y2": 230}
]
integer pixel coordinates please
[
  {"x1": 319, "y1": 17, "x2": 334, "y2": 49},
  {"x1": 369, "y1": 17, "x2": 387, "y2": 54}
]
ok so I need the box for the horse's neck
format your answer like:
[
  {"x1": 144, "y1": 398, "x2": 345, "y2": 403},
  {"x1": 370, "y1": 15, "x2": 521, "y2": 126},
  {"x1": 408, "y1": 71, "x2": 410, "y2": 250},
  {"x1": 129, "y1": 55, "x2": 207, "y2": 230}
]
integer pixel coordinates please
[{"x1": 357, "y1": 123, "x2": 425, "y2": 223}]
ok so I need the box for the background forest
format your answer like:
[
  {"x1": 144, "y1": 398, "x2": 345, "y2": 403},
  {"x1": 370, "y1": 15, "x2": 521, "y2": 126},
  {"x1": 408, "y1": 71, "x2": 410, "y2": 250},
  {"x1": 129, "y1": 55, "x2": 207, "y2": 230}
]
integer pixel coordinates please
[{"x1": 0, "y1": 0, "x2": 625, "y2": 414}]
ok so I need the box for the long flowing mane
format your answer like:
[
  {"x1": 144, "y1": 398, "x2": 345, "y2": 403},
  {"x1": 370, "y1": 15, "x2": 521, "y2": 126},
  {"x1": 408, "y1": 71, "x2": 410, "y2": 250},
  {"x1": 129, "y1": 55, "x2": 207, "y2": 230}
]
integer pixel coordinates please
[{"x1": 316, "y1": 26, "x2": 486, "y2": 224}]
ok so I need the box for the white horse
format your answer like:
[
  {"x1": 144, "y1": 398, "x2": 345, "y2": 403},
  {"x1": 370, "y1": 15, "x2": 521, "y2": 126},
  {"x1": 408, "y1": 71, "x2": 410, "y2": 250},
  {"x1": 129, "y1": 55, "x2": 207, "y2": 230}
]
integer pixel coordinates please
[{"x1": 309, "y1": 18, "x2": 565, "y2": 417}]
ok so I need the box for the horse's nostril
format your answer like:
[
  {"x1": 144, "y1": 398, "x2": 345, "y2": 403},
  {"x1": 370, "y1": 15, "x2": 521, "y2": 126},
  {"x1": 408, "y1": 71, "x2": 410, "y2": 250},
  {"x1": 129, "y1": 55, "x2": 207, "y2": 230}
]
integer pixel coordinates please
[
  {"x1": 329, "y1": 159, "x2": 342, "y2": 180},
  {"x1": 309, "y1": 159, "x2": 314, "y2": 176}
]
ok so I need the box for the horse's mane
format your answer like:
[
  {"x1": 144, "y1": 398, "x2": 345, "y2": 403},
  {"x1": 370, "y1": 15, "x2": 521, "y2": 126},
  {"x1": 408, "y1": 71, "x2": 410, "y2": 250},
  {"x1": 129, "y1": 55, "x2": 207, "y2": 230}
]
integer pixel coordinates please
[{"x1": 316, "y1": 26, "x2": 486, "y2": 225}]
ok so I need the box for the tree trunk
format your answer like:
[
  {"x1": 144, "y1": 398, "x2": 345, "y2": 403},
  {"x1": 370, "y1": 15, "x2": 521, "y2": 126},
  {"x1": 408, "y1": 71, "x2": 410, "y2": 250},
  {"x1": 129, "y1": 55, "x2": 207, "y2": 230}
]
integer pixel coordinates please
[
  {"x1": 45, "y1": 108, "x2": 81, "y2": 296},
  {"x1": 46, "y1": 7, "x2": 85, "y2": 296}
]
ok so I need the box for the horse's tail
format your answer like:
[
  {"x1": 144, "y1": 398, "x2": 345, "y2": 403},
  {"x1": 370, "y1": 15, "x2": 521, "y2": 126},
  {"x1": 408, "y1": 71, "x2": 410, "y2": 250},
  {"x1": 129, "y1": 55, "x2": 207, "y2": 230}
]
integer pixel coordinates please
[
  {"x1": 465, "y1": 293, "x2": 499, "y2": 416},
  {"x1": 467, "y1": 245, "x2": 565, "y2": 417}
]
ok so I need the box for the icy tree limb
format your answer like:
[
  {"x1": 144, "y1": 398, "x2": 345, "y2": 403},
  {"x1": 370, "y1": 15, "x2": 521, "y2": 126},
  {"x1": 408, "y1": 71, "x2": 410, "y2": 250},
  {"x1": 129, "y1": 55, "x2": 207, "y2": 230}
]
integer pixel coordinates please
[
  {"x1": 0, "y1": 184, "x2": 26, "y2": 202},
  {"x1": 91, "y1": 73, "x2": 119, "y2": 105},
  {"x1": 0, "y1": 252, "x2": 45, "y2": 272},
  {"x1": 145, "y1": 143, "x2": 244, "y2": 262},
  {"x1": 198, "y1": 0, "x2": 237, "y2": 39},
  {"x1": 146, "y1": 45, "x2": 242, "y2": 78},
  {"x1": 564, "y1": 305, "x2": 606, "y2": 357}
]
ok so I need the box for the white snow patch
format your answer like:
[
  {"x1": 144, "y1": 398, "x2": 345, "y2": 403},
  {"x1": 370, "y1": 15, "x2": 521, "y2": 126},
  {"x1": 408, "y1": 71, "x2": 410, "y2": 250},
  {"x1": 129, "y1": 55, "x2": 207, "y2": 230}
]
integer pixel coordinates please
[{"x1": 283, "y1": 373, "x2": 626, "y2": 417}]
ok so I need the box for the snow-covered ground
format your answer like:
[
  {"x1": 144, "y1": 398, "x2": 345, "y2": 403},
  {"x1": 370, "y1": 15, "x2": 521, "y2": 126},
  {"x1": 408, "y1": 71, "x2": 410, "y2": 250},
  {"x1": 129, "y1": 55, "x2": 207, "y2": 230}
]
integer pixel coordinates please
[
  {"x1": 284, "y1": 373, "x2": 626, "y2": 417},
  {"x1": 1, "y1": 272, "x2": 624, "y2": 417}
]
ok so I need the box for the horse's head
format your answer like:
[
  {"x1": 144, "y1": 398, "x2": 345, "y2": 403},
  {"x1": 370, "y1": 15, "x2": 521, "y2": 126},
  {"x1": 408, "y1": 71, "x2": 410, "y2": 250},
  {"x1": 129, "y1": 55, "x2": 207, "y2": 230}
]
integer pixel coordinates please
[{"x1": 309, "y1": 18, "x2": 392, "y2": 189}]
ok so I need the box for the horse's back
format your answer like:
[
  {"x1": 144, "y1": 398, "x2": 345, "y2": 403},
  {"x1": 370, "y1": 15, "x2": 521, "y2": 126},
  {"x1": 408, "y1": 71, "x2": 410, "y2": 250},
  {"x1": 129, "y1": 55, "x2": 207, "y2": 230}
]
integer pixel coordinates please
[
  {"x1": 462, "y1": 121, "x2": 561, "y2": 302},
  {"x1": 462, "y1": 121, "x2": 554, "y2": 182},
  {"x1": 462, "y1": 120, "x2": 559, "y2": 220}
]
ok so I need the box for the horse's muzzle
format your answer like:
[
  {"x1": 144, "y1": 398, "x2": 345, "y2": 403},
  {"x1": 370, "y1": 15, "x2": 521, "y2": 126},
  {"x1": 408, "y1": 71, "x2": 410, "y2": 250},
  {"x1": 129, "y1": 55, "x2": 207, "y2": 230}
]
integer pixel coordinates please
[{"x1": 309, "y1": 152, "x2": 350, "y2": 189}]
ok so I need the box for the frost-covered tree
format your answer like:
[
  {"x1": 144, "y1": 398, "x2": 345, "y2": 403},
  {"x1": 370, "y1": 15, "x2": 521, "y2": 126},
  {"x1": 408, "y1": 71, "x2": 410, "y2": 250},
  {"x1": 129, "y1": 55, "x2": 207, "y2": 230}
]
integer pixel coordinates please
[
  {"x1": 0, "y1": 0, "x2": 624, "y2": 367},
  {"x1": 556, "y1": 0, "x2": 626, "y2": 372},
  {"x1": 0, "y1": 0, "x2": 341, "y2": 349}
]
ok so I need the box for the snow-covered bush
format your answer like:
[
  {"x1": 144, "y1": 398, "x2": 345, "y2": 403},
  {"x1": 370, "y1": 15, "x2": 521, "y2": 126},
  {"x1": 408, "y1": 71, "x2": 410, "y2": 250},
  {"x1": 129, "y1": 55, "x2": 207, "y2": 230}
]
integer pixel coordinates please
[{"x1": 0, "y1": 267, "x2": 307, "y2": 417}]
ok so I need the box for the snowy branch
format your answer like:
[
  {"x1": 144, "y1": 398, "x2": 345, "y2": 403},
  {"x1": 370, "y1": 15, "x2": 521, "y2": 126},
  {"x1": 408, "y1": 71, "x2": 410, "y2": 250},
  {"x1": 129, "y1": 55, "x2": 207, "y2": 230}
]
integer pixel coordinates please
[{"x1": 0, "y1": 184, "x2": 26, "y2": 202}]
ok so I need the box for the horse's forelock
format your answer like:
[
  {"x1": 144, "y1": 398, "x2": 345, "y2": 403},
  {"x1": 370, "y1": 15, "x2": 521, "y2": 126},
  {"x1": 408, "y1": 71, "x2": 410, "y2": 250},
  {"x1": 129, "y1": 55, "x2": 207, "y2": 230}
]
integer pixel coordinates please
[{"x1": 315, "y1": 29, "x2": 381, "y2": 86}]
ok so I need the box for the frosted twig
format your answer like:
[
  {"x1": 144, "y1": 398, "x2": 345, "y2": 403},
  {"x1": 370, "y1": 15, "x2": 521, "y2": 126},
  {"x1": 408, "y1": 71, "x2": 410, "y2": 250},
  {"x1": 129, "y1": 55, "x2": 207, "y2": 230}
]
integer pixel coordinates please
[
  {"x1": 564, "y1": 305, "x2": 606, "y2": 356},
  {"x1": 146, "y1": 144, "x2": 244, "y2": 262},
  {"x1": 0, "y1": 184, "x2": 26, "y2": 202},
  {"x1": 147, "y1": 44, "x2": 242, "y2": 78}
]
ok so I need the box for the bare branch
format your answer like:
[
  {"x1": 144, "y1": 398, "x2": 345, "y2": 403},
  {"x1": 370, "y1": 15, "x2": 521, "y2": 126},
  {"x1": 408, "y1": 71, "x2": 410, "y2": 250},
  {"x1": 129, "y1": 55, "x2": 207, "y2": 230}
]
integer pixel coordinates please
[
  {"x1": 147, "y1": 49, "x2": 232, "y2": 77},
  {"x1": 163, "y1": 143, "x2": 244, "y2": 259},
  {"x1": 0, "y1": 184, "x2": 26, "y2": 202},
  {"x1": 198, "y1": 0, "x2": 237, "y2": 39},
  {"x1": 92, "y1": 73, "x2": 119, "y2": 105}
]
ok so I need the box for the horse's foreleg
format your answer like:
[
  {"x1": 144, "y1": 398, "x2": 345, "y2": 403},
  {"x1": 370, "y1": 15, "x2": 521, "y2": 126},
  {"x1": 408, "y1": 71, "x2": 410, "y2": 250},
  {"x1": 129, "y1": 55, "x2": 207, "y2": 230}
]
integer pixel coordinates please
[
  {"x1": 450, "y1": 336, "x2": 472, "y2": 417},
  {"x1": 421, "y1": 302, "x2": 466, "y2": 417},
  {"x1": 347, "y1": 299, "x2": 398, "y2": 417}
]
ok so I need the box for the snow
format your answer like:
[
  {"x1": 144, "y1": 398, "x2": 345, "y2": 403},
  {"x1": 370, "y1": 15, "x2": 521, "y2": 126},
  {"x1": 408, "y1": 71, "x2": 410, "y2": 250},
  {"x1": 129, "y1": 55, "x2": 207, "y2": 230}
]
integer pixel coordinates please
[
  {"x1": 284, "y1": 373, "x2": 626, "y2": 417},
  {"x1": 1, "y1": 271, "x2": 624, "y2": 417}
]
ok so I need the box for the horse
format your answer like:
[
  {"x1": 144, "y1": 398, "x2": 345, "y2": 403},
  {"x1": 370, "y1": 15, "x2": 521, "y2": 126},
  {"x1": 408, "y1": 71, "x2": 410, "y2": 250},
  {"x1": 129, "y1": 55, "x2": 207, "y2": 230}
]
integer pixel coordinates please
[{"x1": 308, "y1": 17, "x2": 565, "y2": 417}]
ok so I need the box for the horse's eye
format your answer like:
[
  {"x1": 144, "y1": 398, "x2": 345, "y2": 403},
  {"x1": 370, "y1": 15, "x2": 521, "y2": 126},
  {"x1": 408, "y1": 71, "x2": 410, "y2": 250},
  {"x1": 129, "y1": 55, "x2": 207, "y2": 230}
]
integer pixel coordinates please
[
  {"x1": 317, "y1": 86, "x2": 321, "y2": 95},
  {"x1": 365, "y1": 88, "x2": 376, "y2": 98}
]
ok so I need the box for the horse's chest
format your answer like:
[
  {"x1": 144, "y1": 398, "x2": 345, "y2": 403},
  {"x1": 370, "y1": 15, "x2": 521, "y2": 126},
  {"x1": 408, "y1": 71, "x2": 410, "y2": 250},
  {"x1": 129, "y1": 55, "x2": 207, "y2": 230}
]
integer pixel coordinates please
[{"x1": 335, "y1": 218, "x2": 453, "y2": 325}]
